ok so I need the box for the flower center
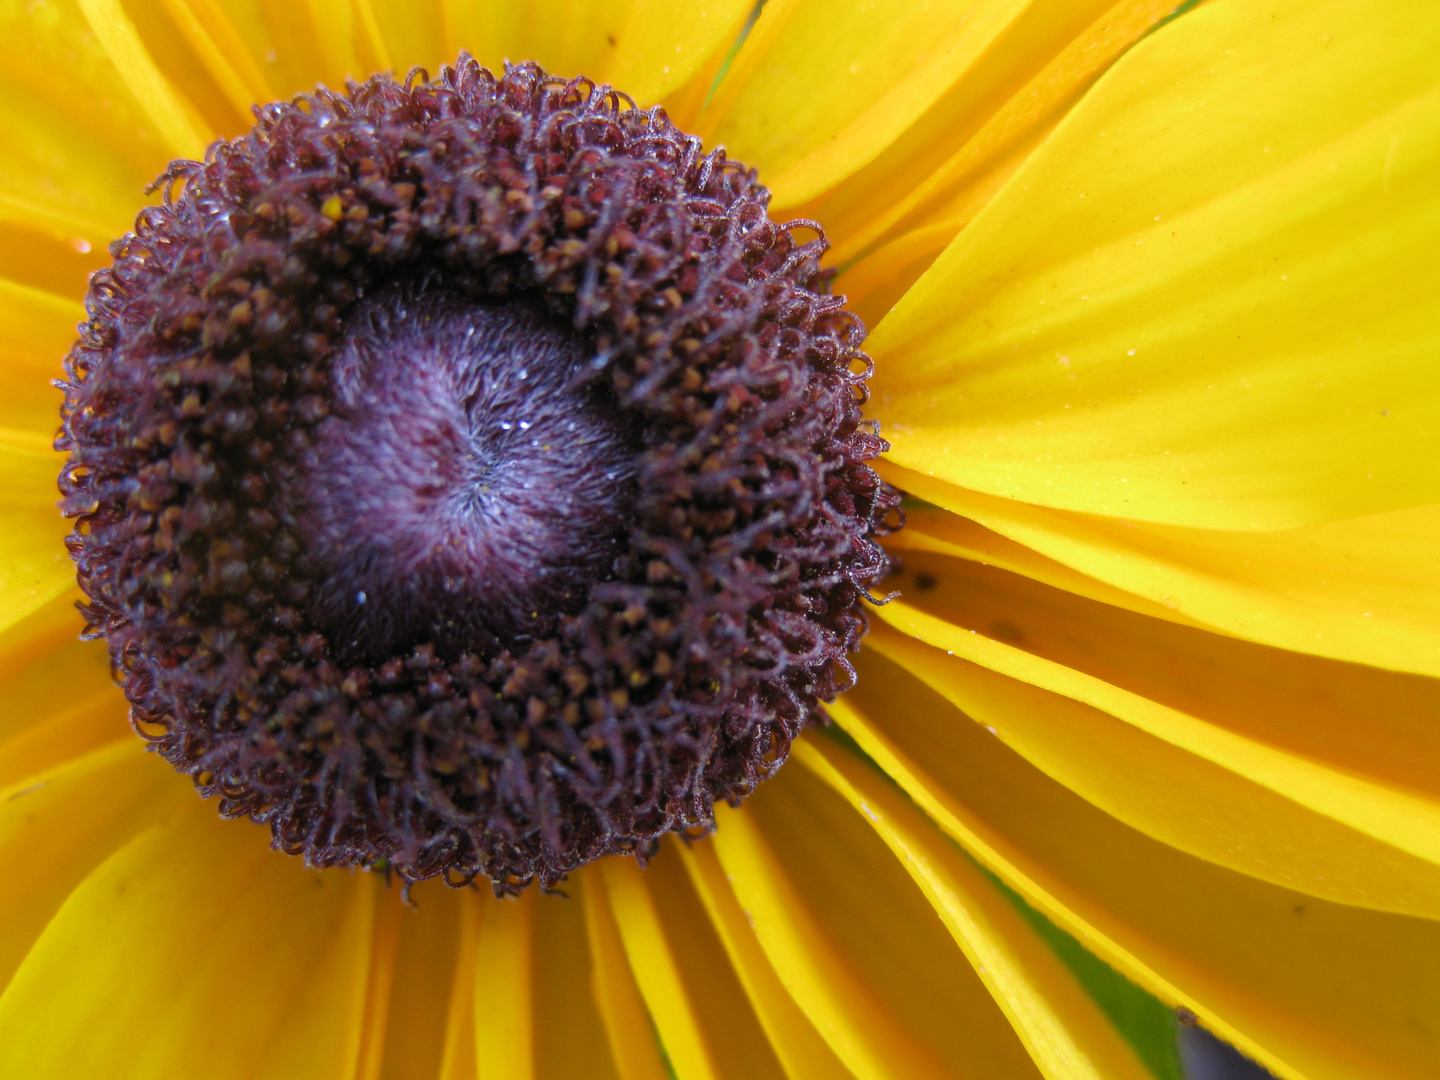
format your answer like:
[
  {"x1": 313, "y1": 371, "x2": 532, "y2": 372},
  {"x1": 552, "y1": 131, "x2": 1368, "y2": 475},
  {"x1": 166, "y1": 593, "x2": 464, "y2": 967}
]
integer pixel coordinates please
[
  {"x1": 290, "y1": 288, "x2": 634, "y2": 662},
  {"x1": 58, "y1": 57, "x2": 899, "y2": 893}
]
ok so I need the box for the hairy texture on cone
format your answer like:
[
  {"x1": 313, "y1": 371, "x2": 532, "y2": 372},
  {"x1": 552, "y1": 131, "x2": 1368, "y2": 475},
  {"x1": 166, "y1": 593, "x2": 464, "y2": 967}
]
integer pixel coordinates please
[
  {"x1": 292, "y1": 289, "x2": 639, "y2": 662},
  {"x1": 58, "y1": 58, "x2": 899, "y2": 891}
]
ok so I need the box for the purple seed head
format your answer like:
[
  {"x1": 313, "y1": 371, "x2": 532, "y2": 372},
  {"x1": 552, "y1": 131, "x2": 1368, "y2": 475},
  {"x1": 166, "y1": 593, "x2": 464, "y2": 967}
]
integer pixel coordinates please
[{"x1": 57, "y1": 59, "x2": 900, "y2": 892}]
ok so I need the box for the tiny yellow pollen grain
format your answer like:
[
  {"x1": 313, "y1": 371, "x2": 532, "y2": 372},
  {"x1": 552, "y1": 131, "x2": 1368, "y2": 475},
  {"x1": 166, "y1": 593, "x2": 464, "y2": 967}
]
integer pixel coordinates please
[{"x1": 321, "y1": 195, "x2": 345, "y2": 221}]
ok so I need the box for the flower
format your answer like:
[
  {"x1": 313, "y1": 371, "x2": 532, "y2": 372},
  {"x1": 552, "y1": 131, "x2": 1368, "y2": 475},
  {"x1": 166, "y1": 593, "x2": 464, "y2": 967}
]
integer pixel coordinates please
[{"x1": 1, "y1": 1, "x2": 1437, "y2": 1079}]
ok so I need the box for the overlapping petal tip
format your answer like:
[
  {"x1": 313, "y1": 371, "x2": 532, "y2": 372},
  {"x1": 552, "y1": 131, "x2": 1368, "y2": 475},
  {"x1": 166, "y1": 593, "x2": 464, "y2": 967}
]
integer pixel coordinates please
[
  {"x1": 760, "y1": 740, "x2": 1160, "y2": 1080},
  {"x1": 887, "y1": 469, "x2": 1440, "y2": 679},
  {"x1": 835, "y1": 656, "x2": 1440, "y2": 1080},
  {"x1": 694, "y1": 0, "x2": 1042, "y2": 207},
  {"x1": 868, "y1": 0, "x2": 1440, "y2": 530},
  {"x1": 887, "y1": 510, "x2": 1440, "y2": 826},
  {"x1": 865, "y1": 590, "x2": 1440, "y2": 919},
  {"x1": 691, "y1": 0, "x2": 1192, "y2": 328}
]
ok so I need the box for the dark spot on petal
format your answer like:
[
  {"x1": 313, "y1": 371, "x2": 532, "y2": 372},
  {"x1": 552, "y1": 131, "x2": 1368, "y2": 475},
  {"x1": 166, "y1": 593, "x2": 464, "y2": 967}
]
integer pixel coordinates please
[{"x1": 990, "y1": 620, "x2": 1026, "y2": 645}]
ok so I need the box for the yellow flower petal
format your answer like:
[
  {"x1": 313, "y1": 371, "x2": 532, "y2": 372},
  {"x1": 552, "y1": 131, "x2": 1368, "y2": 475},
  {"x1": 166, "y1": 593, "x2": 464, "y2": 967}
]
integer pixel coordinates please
[
  {"x1": 677, "y1": 841, "x2": 855, "y2": 1080},
  {"x1": 0, "y1": 1, "x2": 177, "y2": 242},
  {"x1": 866, "y1": 609, "x2": 1440, "y2": 918},
  {"x1": 116, "y1": 0, "x2": 275, "y2": 137},
  {"x1": 695, "y1": 0, "x2": 1035, "y2": 209},
  {"x1": 599, "y1": 857, "x2": 721, "y2": 1080},
  {"x1": 471, "y1": 891, "x2": 534, "y2": 1078},
  {"x1": 0, "y1": 613, "x2": 117, "y2": 791},
  {"x1": 437, "y1": 0, "x2": 753, "y2": 108},
  {"x1": 888, "y1": 537, "x2": 1440, "y2": 820},
  {"x1": 890, "y1": 464, "x2": 1440, "y2": 679},
  {"x1": 533, "y1": 881, "x2": 623, "y2": 1080},
  {"x1": 835, "y1": 654, "x2": 1440, "y2": 1080},
  {"x1": 713, "y1": 764, "x2": 1045, "y2": 1080},
  {"x1": 144, "y1": 0, "x2": 273, "y2": 122},
  {"x1": 0, "y1": 796, "x2": 376, "y2": 1077},
  {"x1": 0, "y1": 279, "x2": 81, "y2": 436},
  {"x1": 888, "y1": 501, "x2": 1213, "y2": 630},
  {"x1": 869, "y1": 0, "x2": 1440, "y2": 530},
  {"x1": 77, "y1": 0, "x2": 208, "y2": 157},
  {"x1": 0, "y1": 590, "x2": 80, "y2": 655},
  {"x1": 814, "y1": 0, "x2": 1176, "y2": 264},
  {"x1": 236, "y1": 0, "x2": 356, "y2": 100},
  {"x1": 839, "y1": 186, "x2": 1016, "y2": 330},
  {"x1": 652, "y1": 847, "x2": 794, "y2": 1079},
  {"x1": 0, "y1": 445, "x2": 73, "y2": 638},
  {"x1": 583, "y1": 870, "x2": 673, "y2": 1080},
  {"x1": 352, "y1": 884, "x2": 405, "y2": 1080},
  {"x1": 604, "y1": 852, "x2": 790, "y2": 1080},
  {"x1": 831, "y1": 0, "x2": 1188, "y2": 327},
  {"x1": 591, "y1": 0, "x2": 756, "y2": 108},
  {"x1": 4, "y1": 6, "x2": 1430, "y2": 1080},
  {"x1": 339, "y1": 0, "x2": 428, "y2": 82},
  {"x1": 794, "y1": 735, "x2": 1155, "y2": 1080},
  {"x1": 437, "y1": 894, "x2": 482, "y2": 1080},
  {"x1": 374, "y1": 886, "x2": 467, "y2": 1080},
  {"x1": 128, "y1": 0, "x2": 378, "y2": 126},
  {"x1": 0, "y1": 227, "x2": 105, "y2": 308},
  {"x1": 0, "y1": 741, "x2": 184, "y2": 995}
]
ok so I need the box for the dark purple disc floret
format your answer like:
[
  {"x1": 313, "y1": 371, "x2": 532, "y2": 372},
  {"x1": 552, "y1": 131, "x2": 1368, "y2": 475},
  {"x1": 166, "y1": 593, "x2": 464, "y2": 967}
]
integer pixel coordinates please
[{"x1": 58, "y1": 58, "x2": 899, "y2": 892}]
